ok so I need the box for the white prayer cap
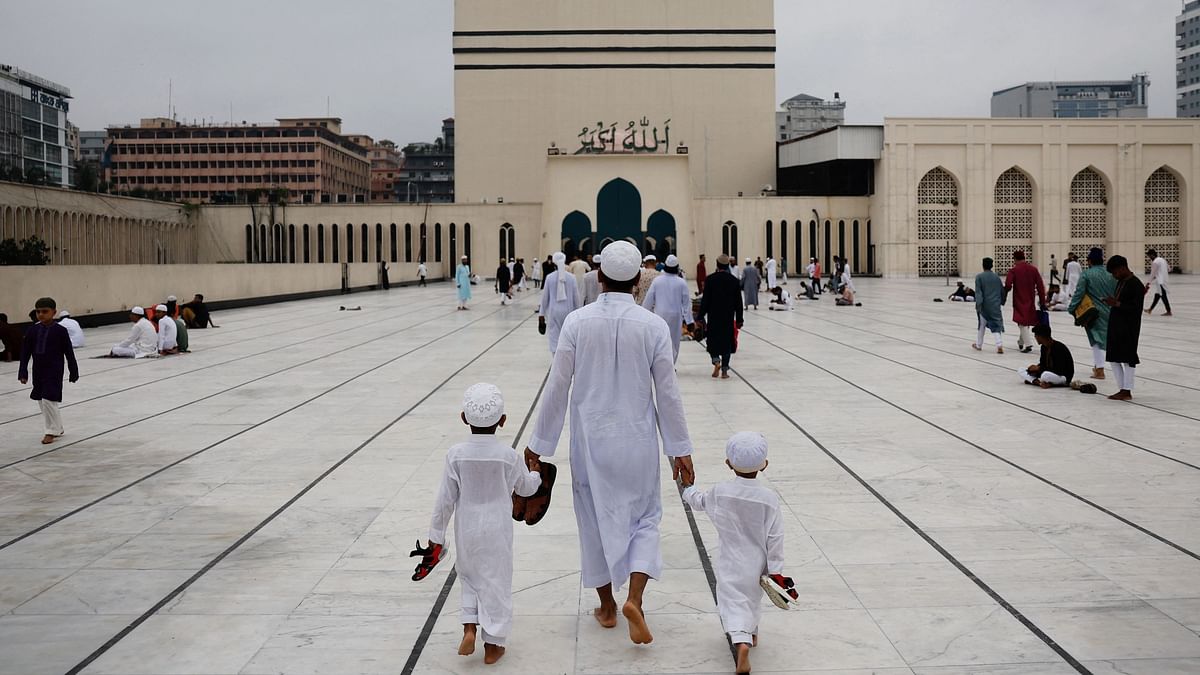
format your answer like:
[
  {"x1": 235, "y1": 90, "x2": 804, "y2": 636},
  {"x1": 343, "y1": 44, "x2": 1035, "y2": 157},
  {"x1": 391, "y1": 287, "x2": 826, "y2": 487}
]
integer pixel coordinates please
[
  {"x1": 745, "y1": 258, "x2": 752, "y2": 263},
  {"x1": 462, "y1": 382, "x2": 504, "y2": 427},
  {"x1": 155, "y1": 304, "x2": 168, "y2": 312},
  {"x1": 592, "y1": 254, "x2": 602, "y2": 264},
  {"x1": 643, "y1": 254, "x2": 656, "y2": 262},
  {"x1": 665, "y1": 254, "x2": 679, "y2": 267},
  {"x1": 56, "y1": 309, "x2": 70, "y2": 318},
  {"x1": 167, "y1": 295, "x2": 177, "y2": 302},
  {"x1": 461, "y1": 255, "x2": 468, "y2": 260},
  {"x1": 600, "y1": 241, "x2": 642, "y2": 281},
  {"x1": 131, "y1": 306, "x2": 146, "y2": 316},
  {"x1": 552, "y1": 251, "x2": 566, "y2": 266},
  {"x1": 726, "y1": 431, "x2": 768, "y2": 473}
]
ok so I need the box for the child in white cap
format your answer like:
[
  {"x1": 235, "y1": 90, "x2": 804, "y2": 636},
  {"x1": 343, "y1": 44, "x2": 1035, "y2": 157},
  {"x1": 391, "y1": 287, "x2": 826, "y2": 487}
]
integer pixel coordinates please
[
  {"x1": 416, "y1": 383, "x2": 543, "y2": 665},
  {"x1": 681, "y1": 431, "x2": 798, "y2": 675}
]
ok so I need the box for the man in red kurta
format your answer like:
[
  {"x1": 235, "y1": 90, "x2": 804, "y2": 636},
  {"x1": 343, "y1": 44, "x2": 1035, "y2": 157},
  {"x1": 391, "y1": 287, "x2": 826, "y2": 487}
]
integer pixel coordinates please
[
  {"x1": 1003, "y1": 250, "x2": 1047, "y2": 353},
  {"x1": 696, "y1": 255, "x2": 708, "y2": 296}
]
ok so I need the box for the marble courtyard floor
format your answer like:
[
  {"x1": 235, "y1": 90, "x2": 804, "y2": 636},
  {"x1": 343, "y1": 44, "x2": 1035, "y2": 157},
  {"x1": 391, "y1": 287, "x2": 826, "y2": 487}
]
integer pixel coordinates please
[{"x1": 1, "y1": 276, "x2": 1199, "y2": 675}]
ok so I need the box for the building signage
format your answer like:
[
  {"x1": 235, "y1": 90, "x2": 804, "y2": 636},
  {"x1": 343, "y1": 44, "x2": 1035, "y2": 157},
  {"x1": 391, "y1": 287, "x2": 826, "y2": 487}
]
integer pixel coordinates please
[
  {"x1": 29, "y1": 88, "x2": 69, "y2": 112},
  {"x1": 576, "y1": 118, "x2": 670, "y2": 154}
]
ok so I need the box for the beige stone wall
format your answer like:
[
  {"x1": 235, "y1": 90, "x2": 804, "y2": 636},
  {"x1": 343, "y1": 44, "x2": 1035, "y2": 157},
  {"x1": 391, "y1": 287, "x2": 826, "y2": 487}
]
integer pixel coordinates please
[
  {"x1": 0, "y1": 181, "x2": 194, "y2": 264},
  {"x1": 0, "y1": 262, "x2": 420, "y2": 320},
  {"x1": 877, "y1": 118, "x2": 1200, "y2": 276}
]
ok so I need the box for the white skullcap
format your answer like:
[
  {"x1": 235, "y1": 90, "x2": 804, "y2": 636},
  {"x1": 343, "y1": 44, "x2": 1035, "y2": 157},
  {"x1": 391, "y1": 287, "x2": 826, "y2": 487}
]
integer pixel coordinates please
[
  {"x1": 592, "y1": 254, "x2": 602, "y2": 264},
  {"x1": 552, "y1": 251, "x2": 566, "y2": 265},
  {"x1": 167, "y1": 295, "x2": 177, "y2": 302},
  {"x1": 643, "y1": 254, "x2": 656, "y2": 262},
  {"x1": 155, "y1": 304, "x2": 168, "y2": 312},
  {"x1": 461, "y1": 255, "x2": 468, "y2": 260},
  {"x1": 600, "y1": 241, "x2": 642, "y2": 281},
  {"x1": 726, "y1": 431, "x2": 768, "y2": 473},
  {"x1": 131, "y1": 306, "x2": 146, "y2": 316},
  {"x1": 745, "y1": 258, "x2": 752, "y2": 264},
  {"x1": 665, "y1": 254, "x2": 679, "y2": 267},
  {"x1": 56, "y1": 310, "x2": 70, "y2": 318},
  {"x1": 462, "y1": 383, "x2": 504, "y2": 427}
]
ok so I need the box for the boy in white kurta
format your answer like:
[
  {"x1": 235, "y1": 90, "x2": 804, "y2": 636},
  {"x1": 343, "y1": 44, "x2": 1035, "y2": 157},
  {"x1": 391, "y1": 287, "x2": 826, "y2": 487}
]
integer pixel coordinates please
[
  {"x1": 425, "y1": 383, "x2": 542, "y2": 665},
  {"x1": 682, "y1": 432, "x2": 795, "y2": 675}
]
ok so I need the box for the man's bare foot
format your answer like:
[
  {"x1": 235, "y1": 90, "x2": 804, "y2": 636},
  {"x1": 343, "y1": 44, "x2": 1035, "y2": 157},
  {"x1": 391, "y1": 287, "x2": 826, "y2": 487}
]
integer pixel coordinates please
[
  {"x1": 720, "y1": 371, "x2": 730, "y2": 379},
  {"x1": 997, "y1": 347, "x2": 1004, "y2": 354},
  {"x1": 593, "y1": 604, "x2": 618, "y2": 628},
  {"x1": 1145, "y1": 309, "x2": 1152, "y2": 315},
  {"x1": 483, "y1": 643, "x2": 505, "y2": 664},
  {"x1": 1091, "y1": 368, "x2": 1105, "y2": 380},
  {"x1": 459, "y1": 624, "x2": 476, "y2": 656},
  {"x1": 711, "y1": 364, "x2": 721, "y2": 378},
  {"x1": 1108, "y1": 390, "x2": 1133, "y2": 401},
  {"x1": 735, "y1": 643, "x2": 751, "y2": 673},
  {"x1": 40, "y1": 434, "x2": 55, "y2": 445},
  {"x1": 622, "y1": 600, "x2": 653, "y2": 644},
  {"x1": 1038, "y1": 380, "x2": 1052, "y2": 389}
]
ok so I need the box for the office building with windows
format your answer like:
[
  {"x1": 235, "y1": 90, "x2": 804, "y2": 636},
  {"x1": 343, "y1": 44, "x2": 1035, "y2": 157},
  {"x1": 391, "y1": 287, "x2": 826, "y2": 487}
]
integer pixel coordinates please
[
  {"x1": 1179, "y1": 0, "x2": 1200, "y2": 116},
  {"x1": 398, "y1": 118, "x2": 454, "y2": 203},
  {"x1": 0, "y1": 63, "x2": 74, "y2": 187},
  {"x1": 776, "y1": 93, "x2": 846, "y2": 141},
  {"x1": 992, "y1": 75, "x2": 1150, "y2": 118},
  {"x1": 104, "y1": 116, "x2": 369, "y2": 203}
]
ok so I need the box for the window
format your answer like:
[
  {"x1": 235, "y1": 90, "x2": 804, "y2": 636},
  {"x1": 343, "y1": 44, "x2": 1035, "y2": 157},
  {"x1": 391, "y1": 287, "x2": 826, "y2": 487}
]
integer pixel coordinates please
[
  {"x1": 765, "y1": 220, "x2": 773, "y2": 259},
  {"x1": 435, "y1": 223, "x2": 443, "y2": 262},
  {"x1": 332, "y1": 224, "x2": 340, "y2": 262},
  {"x1": 303, "y1": 224, "x2": 311, "y2": 263},
  {"x1": 389, "y1": 224, "x2": 397, "y2": 263},
  {"x1": 318, "y1": 224, "x2": 326, "y2": 262},
  {"x1": 404, "y1": 224, "x2": 413, "y2": 262}
]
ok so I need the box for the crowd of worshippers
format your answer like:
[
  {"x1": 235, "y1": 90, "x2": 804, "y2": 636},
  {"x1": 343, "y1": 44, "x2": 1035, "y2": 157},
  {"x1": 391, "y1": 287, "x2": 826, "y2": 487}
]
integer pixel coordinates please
[
  {"x1": 968, "y1": 248, "x2": 1163, "y2": 401},
  {"x1": 102, "y1": 294, "x2": 218, "y2": 359}
]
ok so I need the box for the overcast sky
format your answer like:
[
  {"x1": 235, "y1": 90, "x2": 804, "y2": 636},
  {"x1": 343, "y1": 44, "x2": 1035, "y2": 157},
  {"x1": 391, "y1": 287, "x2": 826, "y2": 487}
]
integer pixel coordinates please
[{"x1": 3, "y1": 0, "x2": 1183, "y2": 142}]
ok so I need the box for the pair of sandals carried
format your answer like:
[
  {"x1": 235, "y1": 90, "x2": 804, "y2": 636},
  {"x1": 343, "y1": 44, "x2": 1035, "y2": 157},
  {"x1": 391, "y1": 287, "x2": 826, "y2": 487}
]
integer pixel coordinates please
[
  {"x1": 409, "y1": 462, "x2": 558, "y2": 582},
  {"x1": 759, "y1": 574, "x2": 801, "y2": 610}
]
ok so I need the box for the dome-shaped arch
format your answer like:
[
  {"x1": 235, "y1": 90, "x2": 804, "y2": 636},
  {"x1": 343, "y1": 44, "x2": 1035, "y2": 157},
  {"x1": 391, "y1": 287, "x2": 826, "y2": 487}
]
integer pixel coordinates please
[
  {"x1": 916, "y1": 166, "x2": 960, "y2": 277},
  {"x1": 596, "y1": 178, "x2": 641, "y2": 244},
  {"x1": 561, "y1": 210, "x2": 591, "y2": 259},
  {"x1": 993, "y1": 167, "x2": 1035, "y2": 274},
  {"x1": 1144, "y1": 165, "x2": 1183, "y2": 273},
  {"x1": 1069, "y1": 166, "x2": 1109, "y2": 261},
  {"x1": 646, "y1": 209, "x2": 676, "y2": 259}
]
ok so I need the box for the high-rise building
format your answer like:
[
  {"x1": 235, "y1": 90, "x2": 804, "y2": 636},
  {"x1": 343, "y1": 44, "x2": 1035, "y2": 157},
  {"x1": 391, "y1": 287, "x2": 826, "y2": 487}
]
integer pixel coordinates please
[
  {"x1": 105, "y1": 116, "x2": 370, "y2": 203},
  {"x1": 1178, "y1": 1, "x2": 1200, "y2": 117},
  {"x1": 0, "y1": 63, "x2": 74, "y2": 187},
  {"x1": 776, "y1": 93, "x2": 846, "y2": 141},
  {"x1": 992, "y1": 75, "x2": 1150, "y2": 118},
  {"x1": 398, "y1": 118, "x2": 454, "y2": 203}
]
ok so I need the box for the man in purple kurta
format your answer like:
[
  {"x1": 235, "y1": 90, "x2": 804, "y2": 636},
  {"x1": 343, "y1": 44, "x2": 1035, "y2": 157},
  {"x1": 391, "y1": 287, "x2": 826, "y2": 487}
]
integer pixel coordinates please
[
  {"x1": 18, "y1": 297, "x2": 79, "y2": 445},
  {"x1": 1003, "y1": 250, "x2": 1046, "y2": 354}
]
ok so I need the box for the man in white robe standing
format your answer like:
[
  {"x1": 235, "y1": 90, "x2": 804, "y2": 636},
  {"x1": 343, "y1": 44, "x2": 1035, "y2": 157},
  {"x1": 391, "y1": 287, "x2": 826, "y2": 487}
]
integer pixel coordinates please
[
  {"x1": 538, "y1": 251, "x2": 581, "y2": 354},
  {"x1": 765, "y1": 255, "x2": 777, "y2": 290},
  {"x1": 641, "y1": 254, "x2": 695, "y2": 362},
  {"x1": 582, "y1": 254, "x2": 603, "y2": 306},
  {"x1": 526, "y1": 240, "x2": 694, "y2": 646}
]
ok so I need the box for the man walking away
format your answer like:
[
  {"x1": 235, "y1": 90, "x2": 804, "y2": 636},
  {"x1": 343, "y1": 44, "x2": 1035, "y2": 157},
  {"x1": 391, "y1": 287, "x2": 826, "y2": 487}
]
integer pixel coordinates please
[
  {"x1": 1003, "y1": 250, "x2": 1046, "y2": 353},
  {"x1": 418, "y1": 261, "x2": 428, "y2": 287},
  {"x1": 973, "y1": 257, "x2": 1005, "y2": 353},
  {"x1": 698, "y1": 254, "x2": 744, "y2": 379},
  {"x1": 1104, "y1": 255, "x2": 1144, "y2": 401},
  {"x1": 641, "y1": 254, "x2": 695, "y2": 362},
  {"x1": 1145, "y1": 249, "x2": 1172, "y2": 317},
  {"x1": 696, "y1": 254, "x2": 708, "y2": 296},
  {"x1": 741, "y1": 258, "x2": 760, "y2": 310}
]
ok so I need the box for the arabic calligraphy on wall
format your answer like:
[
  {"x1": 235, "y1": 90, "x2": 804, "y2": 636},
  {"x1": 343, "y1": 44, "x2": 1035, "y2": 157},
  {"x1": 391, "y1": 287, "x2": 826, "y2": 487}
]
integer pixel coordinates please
[{"x1": 576, "y1": 118, "x2": 670, "y2": 155}]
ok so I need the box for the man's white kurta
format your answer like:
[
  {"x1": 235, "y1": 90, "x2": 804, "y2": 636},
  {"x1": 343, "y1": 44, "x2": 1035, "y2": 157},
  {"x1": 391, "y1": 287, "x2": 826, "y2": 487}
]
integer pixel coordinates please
[
  {"x1": 1151, "y1": 255, "x2": 1169, "y2": 293},
  {"x1": 113, "y1": 318, "x2": 159, "y2": 358},
  {"x1": 157, "y1": 315, "x2": 178, "y2": 351},
  {"x1": 682, "y1": 477, "x2": 784, "y2": 638},
  {"x1": 1065, "y1": 260, "x2": 1082, "y2": 298},
  {"x1": 59, "y1": 317, "x2": 85, "y2": 348},
  {"x1": 428, "y1": 435, "x2": 541, "y2": 644},
  {"x1": 765, "y1": 258, "x2": 777, "y2": 289},
  {"x1": 538, "y1": 270, "x2": 581, "y2": 354},
  {"x1": 641, "y1": 273, "x2": 694, "y2": 362},
  {"x1": 529, "y1": 293, "x2": 693, "y2": 590},
  {"x1": 582, "y1": 270, "x2": 602, "y2": 305}
]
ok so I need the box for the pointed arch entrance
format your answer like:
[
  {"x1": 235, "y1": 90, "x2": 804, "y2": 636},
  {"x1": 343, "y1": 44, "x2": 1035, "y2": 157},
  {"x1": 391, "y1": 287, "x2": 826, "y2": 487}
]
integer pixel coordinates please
[
  {"x1": 561, "y1": 210, "x2": 591, "y2": 259},
  {"x1": 596, "y1": 178, "x2": 642, "y2": 245},
  {"x1": 646, "y1": 209, "x2": 676, "y2": 260}
]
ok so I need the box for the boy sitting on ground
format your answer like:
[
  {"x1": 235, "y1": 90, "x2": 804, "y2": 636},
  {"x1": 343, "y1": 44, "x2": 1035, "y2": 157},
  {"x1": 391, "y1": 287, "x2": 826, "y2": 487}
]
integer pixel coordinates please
[{"x1": 1019, "y1": 324, "x2": 1075, "y2": 389}]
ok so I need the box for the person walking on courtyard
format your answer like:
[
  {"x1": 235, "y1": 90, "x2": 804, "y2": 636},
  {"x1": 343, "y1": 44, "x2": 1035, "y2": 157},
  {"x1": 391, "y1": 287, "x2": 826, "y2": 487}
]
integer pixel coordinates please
[
  {"x1": 1003, "y1": 250, "x2": 1046, "y2": 353},
  {"x1": 513, "y1": 258, "x2": 526, "y2": 292},
  {"x1": 568, "y1": 253, "x2": 591, "y2": 287},
  {"x1": 765, "y1": 255, "x2": 777, "y2": 290},
  {"x1": 420, "y1": 383, "x2": 543, "y2": 665},
  {"x1": 542, "y1": 255, "x2": 555, "y2": 286},
  {"x1": 538, "y1": 252, "x2": 580, "y2": 354},
  {"x1": 1068, "y1": 248, "x2": 1114, "y2": 380},
  {"x1": 642, "y1": 254, "x2": 695, "y2": 362},
  {"x1": 1145, "y1": 249, "x2": 1172, "y2": 317},
  {"x1": 973, "y1": 257, "x2": 1005, "y2": 353},
  {"x1": 526, "y1": 240, "x2": 695, "y2": 646},
  {"x1": 495, "y1": 259, "x2": 513, "y2": 305},
  {"x1": 1103, "y1": 255, "x2": 1144, "y2": 401},
  {"x1": 582, "y1": 255, "x2": 603, "y2": 306},
  {"x1": 1019, "y1": 324, "x2": 1074, "y2": 388},
  {"x1": 699, "y1": 254, "x2": 745, "y2": 379},
  {"x1": 633, "y1": 255, "x2": 661, "y2": 304},
  {"x1": 456, "y1": 256, "x2": 472, "y2": 310},
  {"x1": 18, "y1": 297, "x2": 79, "y2": 445},
  {"x1": 741, "y1": 258, "x2": 761, "y2": 310},
  {"x1": 696, "y1": 254, "x2": 708, "y2": 296},
  {"x1": 812, "y1": 258, "x2": 822, "y2": 294},
  {"x1": 1064, "y1": 252, "x2": 1082, "y2": 299},
  {"x1": 530, "y1": 257, "x2": 542, "y2": 289},
  {"x1": 418, "y1": 260, "x2": 428, "y2": 287},
  {"x1": 1049, "y1": 254, "x2": 1059, "y2": 284},
  {"x1": 681, "y1": 431, "x2": 797, "y2": 675}
]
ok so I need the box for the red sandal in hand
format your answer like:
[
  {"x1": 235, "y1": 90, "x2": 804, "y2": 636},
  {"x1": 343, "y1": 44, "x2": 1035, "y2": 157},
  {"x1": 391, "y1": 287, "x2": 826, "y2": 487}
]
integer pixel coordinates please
[
  {"x1": 409, "y1": 540, "x2": 449, "y2": 582},
  {"x1": 760, "y1": 573, "x2": 800, "y2": 609}
]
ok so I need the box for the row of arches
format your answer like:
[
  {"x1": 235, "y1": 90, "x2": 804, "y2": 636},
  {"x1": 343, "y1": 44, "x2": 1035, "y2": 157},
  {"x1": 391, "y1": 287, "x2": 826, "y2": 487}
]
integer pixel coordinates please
[
  {"x1": 559, "y1": 178, "x2": 678, "y2": 260},
  {"x1": 0, "y1": 205, "x2": 192, "y2": 265},
  {"x1": 243, "y1": 222, "x2": 484, "y2": 266},
  {"x1": 721, "y1": 219, "x2": 875, "y2": 274},
  {"x1": 916, "y1": 164, "x2": 1185, "y2": 277}
]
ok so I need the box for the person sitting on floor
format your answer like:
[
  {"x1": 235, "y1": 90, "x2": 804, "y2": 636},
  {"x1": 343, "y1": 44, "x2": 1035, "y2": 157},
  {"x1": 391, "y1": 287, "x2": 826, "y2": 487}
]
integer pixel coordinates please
[
  {"x1": 181, "y1": 294, "x2": 219, "y2": 329},
  {"x1": 1019, "y1": 324, "x2": 1074, "y2": 389},
  {"x1": 1046, "y1": 283, "x2": 1070, "y2": 311},
  {"x1": 109, "y1": 307, "x2": 159, "y2": 358},
  {"x1": 948, "y1": 281, "x2": 975, "y2": 302},
  {"x1": 767, "y1": 286, "x2": 794, "y2": 311},
  {"x1": 155, "y1": 304, "x2": 178, "y2": 355},
  {"x1": 55, "y1": 310, "x2": 85, "y2": 348},
  {"x1": 835, "y1": 283, "x2": 860, "y2": 306}
]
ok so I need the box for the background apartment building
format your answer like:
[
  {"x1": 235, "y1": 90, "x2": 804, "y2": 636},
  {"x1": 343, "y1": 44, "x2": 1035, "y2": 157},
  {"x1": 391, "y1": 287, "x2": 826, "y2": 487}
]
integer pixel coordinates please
[
  {"x1": 992, "y1": 75, "x2": 1150, "y2": 118},
  {"x1": 346, "y1": 134, "x2": 404, "y2": 202},
  {"x1": 398, "y1": 117, "x2": 454, "y2": 203},
  {"x1": 105, "y1": 116, "x2": 369, "y2": 204},
  {"x1": 1179, "y1": 0, "x2": 1200, "y2": 116},
  {"x1": 0, "y1": 63, "x2": 75, "y2": 187},
  {"x1": 776, "y1": 93, "x2": 846, "y2": 141}
]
